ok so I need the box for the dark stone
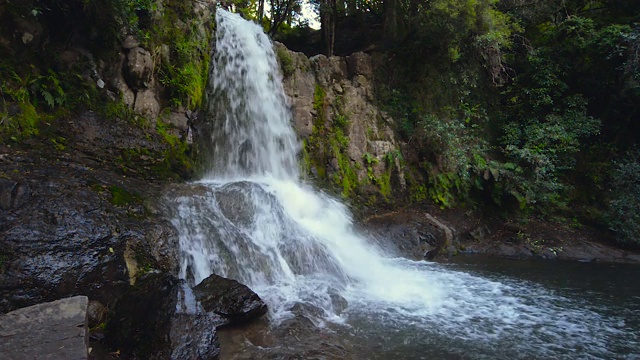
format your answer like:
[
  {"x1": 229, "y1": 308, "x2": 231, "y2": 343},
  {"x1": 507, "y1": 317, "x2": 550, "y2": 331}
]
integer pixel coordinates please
[
  {"x1": 0, "y1": 296, "x2": 88, "y2": 359},
  {"x1": 0, "y1": 112, "x2": 180, "y2": 314},
  {"x1": 87, "y1": 300, "x2": 108, "y2": 329},
  {"x1": 193, "y1": 274, "x2": 268, "y2": 326},
  {"x1": 468, "y1": 225, "x2": 491, "y2": 241},
  {"x1": 345, "y1": 52, "x2": 372, "y2": 79},
  {"x1": 106, "y1": 273, "x2": 220, "y2": 360},
  {"x1": 0, "y1": 178, "x2": 30, "y2": 210}
]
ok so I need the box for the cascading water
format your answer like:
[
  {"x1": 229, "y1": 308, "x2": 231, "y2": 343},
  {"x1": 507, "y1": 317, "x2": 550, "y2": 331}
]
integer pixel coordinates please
[{"x1": 167, "y1": 9, "x2": 639, "y2": 359}]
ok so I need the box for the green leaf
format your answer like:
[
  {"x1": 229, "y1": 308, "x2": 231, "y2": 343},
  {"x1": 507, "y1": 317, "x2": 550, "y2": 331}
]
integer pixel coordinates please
[{"x1": 41, "y1": 90, "x2": 55, "y2": 108}]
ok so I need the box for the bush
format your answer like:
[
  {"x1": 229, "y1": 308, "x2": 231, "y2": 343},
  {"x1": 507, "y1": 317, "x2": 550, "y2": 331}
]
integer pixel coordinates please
[{"x1": 607, "y1": 149, "x2": 640, "y2": 246}]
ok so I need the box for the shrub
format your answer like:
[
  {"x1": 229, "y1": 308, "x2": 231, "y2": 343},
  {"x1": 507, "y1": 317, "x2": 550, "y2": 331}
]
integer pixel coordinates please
[{"x1": 607, "y1": 149, "x2": 640, "y2": 246}]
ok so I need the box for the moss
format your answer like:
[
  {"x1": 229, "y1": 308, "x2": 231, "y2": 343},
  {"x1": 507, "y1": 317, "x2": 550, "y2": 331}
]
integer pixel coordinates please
[
  {"x1": 331, "y1": 131, "x2": 359, "y2": 197},
  {"x1": 406, "y1": 169, "x2": 429, "y2": 203},
  {"x1": 108, "y1": 186, "x2": 141, "y2": 206},
  {"x1": 300, "y1": 138, "x2": 312, "y2": 175},
  {"x1": 149, "y1": 2, "x2": 213, "y2": 111},
  {"x1": 51, "y1": 136, "x2": 67, "y2": 151},
  {"x1": 154, "y1": 120, "x2": 194, "y2": 179},
  {"x1": 276, "y1": 47, "x2": 295, "y2": 77},
  {"x1": 378, "y1": 169, "x2": 393, "y2": 199}
]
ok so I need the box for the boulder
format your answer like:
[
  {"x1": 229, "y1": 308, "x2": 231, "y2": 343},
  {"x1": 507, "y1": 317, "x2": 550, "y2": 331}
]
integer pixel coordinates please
[
  {"x1": 364, "y1": 212, "x2": 455, "y2": 259},
  {"x1": 165, "y1": 111, "x2": 190, "y2": 132},
  {"x1": 193, "y1": 274, "x2": 268, "y2": 326},
  {"x1": 107, "y1": 53, "x2": 136, "y2": 108},
  {"x1": 124, "y1": 47, "x2": 154, "y2": 90},
  {"x1": 346, "y1": 52, "x2": 372, "y2": 78},
  {"x1": 122, "y1": 35, "x2": 140, "y2": 50},
  {"x1": 0, "y1": 296, "x2": 89, "y2": 359},
  {"x1": 134, "y1": 88, "x2": 160, "y2": 120},
  {"x1": 106, "y1": 273, "x2": 220, "y2": 360}
]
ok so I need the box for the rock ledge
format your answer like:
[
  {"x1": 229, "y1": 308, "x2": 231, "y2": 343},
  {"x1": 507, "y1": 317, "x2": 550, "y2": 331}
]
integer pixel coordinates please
[{"x1": 0, "y1": 296, "x2": 88, "y2": 360}]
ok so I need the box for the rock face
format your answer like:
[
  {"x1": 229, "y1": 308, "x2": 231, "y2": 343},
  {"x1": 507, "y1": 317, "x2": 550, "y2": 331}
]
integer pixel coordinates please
[
  {"x1": 193, "y1": 274, "x2": 268, "y2": 326},
  {"x1": 0, "y1": 296, "x2": 89, "y2": 359},
  {"x1": 276, "y1": 43, "x2": 405, "y2": 200},
  {"x1": 0, "y1": 112, "x2": 180, "y2": 314}
]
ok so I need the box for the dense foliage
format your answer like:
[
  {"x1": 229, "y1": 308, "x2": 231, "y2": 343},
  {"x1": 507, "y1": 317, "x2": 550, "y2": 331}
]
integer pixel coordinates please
[
  {"x1": 2, "y1": 0, "x2": 638, "y2": 244},
  {"x1": 261, "y1": 0, "x2": 640, "y2": 245},
  {"x1": 0, "y1": 0, "x2": 207, "y2": 179}
]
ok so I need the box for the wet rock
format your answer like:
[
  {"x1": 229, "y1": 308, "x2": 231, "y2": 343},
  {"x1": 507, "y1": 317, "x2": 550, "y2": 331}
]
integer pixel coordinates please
[
  {"x1": 277, "y1": 45, "x2": 404, "y2": 191},
  {"x1": 193, "y1": 274, "x2": 268, "y2": 326},
  {"x1": 0, "y1": 112, "x2": 180, "y2": 314},
  {"x1": 0, "y1": 179, "x2": 30, "y2": 210},
  {"x1": 107, "y1": 273, "x2": 220, "y2": 360},
  {"x1": 0, "y1": 296, "x2": 88, "y2": 359},
  {"x1": 276, "y1": 43, "x2": 316, "y2": 138},
  {"x1": 364, "y1": 212, "x2": 454, "y2": 259}
]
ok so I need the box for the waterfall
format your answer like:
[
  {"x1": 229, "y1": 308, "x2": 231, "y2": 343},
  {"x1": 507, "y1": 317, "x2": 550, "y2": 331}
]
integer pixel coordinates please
[
  {"x1": 166, "y1": 9, "x2": 636, "y2": 358},
  {"x1": 170, "y1": 9, "x2": 445, "y2": 321},
  {"x1": 203, "y1": 10, "x2": 298, "y2": 180}
]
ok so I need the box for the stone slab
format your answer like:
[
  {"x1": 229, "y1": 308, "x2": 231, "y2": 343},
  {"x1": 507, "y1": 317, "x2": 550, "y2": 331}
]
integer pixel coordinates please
[{"x1": 0, "y1": 296, "x2": 89, "y2": 359}]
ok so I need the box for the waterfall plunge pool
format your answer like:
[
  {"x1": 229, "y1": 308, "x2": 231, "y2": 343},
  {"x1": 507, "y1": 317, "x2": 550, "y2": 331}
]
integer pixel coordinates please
[{"x1": 217, "y1": 255, "x2": 640, "y2": 360}]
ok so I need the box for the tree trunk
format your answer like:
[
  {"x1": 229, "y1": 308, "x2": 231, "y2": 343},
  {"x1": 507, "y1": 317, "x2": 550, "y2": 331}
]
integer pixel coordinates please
[
  {"x1": 258, "y1": 0, "x2": 265, "y2": 24},
  {"x1": 320, "y1": 0, "x2": 337, "y2": 56},
  {"x1": 347, "y1": 0, "x2": 357, "y2": 15},
  {"x1": 383, "y1": 0, "x2": 398, "y2": 41}
]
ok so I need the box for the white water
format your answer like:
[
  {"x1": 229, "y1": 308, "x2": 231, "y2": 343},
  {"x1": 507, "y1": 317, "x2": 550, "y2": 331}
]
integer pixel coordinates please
[{"x1": 168, "y1": 9, "x2": 638, "y2": 359}]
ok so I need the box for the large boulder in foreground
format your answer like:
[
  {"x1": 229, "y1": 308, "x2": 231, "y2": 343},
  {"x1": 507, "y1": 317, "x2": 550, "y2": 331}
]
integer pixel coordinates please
[
  {"x1": 105, "y1": 273, "x2": 267, "y2": 359},
  {"x1": 193, "y1": 274, "x2": 268, "y2": 326},
  {"x1": 0, "y1": 296, "x2": 89, "y2": 359},
  {"x1": 106, "y1": 273, "x2": 220, "y2": 360}
]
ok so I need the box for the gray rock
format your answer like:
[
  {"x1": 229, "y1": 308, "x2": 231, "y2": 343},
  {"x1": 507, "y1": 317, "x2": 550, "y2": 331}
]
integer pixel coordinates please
[
  {"x1": 122, "y1": 34, "x2": 139, "y2": 50},
  {"x1": 0, "y1": 296, "x2": 89, "y2": 360},
  {"x1": 165, "y1": 111, "x2": 190, "y2": 132},
  {"x1": 108, "y1": 53, "x2": 135, "y2": 108},
  {"x1": 274, "y1": 45, "x2": 406, "y2": 196},
  {"x1": 125, "y1": 47, "x2": 153, "y2": 90},
  {"x1": 134, "y1": 88, "x2": 160, "y2": 120}
]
